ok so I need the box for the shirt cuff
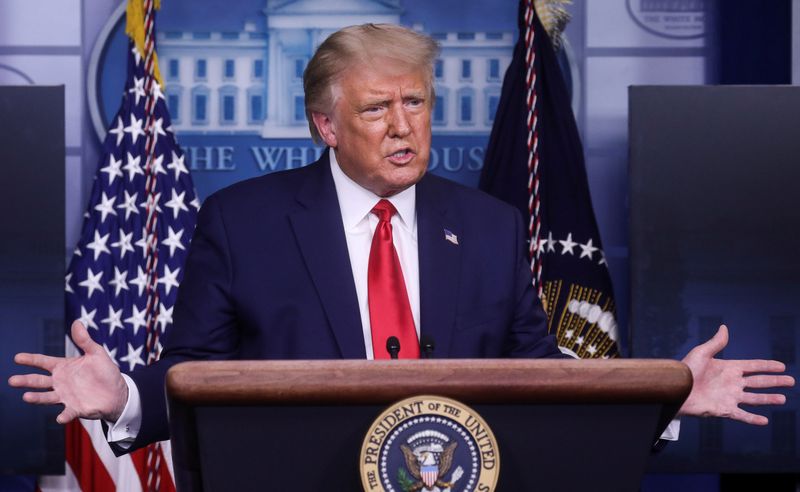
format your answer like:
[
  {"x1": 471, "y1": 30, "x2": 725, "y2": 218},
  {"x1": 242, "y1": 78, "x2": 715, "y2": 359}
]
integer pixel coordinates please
[
  {"x1": 659, "y1": 418, "x2": 681, "y2": 441},
  {"x1": 103, "y1": 373, "x2": 142, "y2": 448}
]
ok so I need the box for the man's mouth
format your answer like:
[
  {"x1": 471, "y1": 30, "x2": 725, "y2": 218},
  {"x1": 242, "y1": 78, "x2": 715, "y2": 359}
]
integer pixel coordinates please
[{"x1": 386, "y1": 148, "x2": 415, "y2": 164}]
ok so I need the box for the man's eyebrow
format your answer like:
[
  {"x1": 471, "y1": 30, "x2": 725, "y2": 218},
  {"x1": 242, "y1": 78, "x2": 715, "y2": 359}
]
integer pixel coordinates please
[{"x1": 403, "y1": 91, "x2": 426, "y2": 99}]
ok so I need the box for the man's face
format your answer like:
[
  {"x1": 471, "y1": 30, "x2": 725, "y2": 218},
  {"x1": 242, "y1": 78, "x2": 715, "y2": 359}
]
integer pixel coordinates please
[{"x1": 312, "y1": 62, "x2": 432, "y2": 197}]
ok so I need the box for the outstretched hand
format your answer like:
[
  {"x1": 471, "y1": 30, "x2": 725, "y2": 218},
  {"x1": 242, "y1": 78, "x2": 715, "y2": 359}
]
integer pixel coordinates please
[
  {"x1": 8, "y1": 320, "x2": 128, "y2": 424},
  {"x1": 679, "y1": 324, "x2": 795, "y2": 425}
]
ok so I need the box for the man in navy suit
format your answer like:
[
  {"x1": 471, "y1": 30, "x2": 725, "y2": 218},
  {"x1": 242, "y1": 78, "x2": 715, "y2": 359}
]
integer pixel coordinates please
[{"x1": 10, "y1": 24, "x2": 793, "y2": 452}]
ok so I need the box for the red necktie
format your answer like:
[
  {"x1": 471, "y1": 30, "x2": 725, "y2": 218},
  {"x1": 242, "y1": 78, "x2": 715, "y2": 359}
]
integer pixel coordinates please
[{"x1": 368, "y1": 199, "x2": 419, "y2": 359}]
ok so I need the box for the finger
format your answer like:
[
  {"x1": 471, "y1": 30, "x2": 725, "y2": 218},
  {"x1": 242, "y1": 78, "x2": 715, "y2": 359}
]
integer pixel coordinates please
[
  {"x1": 745, "y1": 374, "x2": 795, "y2": 389},
  {"x1": 740, "y1": 392, "x2": 787, "y2": 406},
  {"x1": 56, "y1": 407, "x2": 78, "y2": 425},
  {"x1": 8, "y1": 373, "x2": 53, "y2": 390},
  {"x1": 71, "y1": 320, "x2": 103, "y2": 356},
  {"x1": 22, "y1": 391, "x2": 62, "y2": 405},
  {"x1": 730, "y1": 407, "x2": 768, "y2": 426},
  {"x1": 13, "y1": 352, "x2": 60, "y2": 372},
  {"x1": 737, "y1": 359, "x2": 787, "y2": 374},
  {"x1": 696, "y1": 324, "x2": 729, "y2": 357}
]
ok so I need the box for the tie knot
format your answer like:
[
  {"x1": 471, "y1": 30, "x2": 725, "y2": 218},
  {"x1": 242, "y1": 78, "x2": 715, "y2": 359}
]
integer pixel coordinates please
[{"x1": 371, "y1": 199, "x2": 397, "y2": 222}]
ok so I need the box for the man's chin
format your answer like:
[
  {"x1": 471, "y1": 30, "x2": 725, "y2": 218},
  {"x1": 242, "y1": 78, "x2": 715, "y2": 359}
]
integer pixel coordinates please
[{"x1": 375, "y1": 176, "x2": 424, "y2": 197}]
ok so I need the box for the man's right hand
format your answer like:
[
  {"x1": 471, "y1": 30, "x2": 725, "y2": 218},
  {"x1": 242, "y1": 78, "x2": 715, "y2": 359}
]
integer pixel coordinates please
[{"x1": 8, "y1": 320, "x2": 128, "y2": 424}]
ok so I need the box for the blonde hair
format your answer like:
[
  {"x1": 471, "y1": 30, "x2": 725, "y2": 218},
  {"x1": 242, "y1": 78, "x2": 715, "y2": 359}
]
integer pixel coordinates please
[{"x1": 303, "y1": 23, "x2": 440, "y2": 143}]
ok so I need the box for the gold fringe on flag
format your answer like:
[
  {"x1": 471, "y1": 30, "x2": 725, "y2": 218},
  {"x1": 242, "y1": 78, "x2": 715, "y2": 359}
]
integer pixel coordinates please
[
  {"x1": 534, "y1": 0, "x2": 572, "y2": 51},
  {"x1": 126, "y1": 0, "x2": 164, "y2": 85}
]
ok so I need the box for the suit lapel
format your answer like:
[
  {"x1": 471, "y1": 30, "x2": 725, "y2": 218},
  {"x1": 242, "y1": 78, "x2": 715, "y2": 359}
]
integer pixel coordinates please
[
  {"x1": 289, "y1": 154, "x2": 366, "y2": 359},
  {"x1": 417, "y1": 176, "x2": 461, "y2": 358}
]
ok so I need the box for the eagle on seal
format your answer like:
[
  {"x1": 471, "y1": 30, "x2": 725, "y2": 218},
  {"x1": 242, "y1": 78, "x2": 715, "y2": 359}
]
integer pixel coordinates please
[{"x1": 400, "y1": 441, "x2": 458, "y2": 491}]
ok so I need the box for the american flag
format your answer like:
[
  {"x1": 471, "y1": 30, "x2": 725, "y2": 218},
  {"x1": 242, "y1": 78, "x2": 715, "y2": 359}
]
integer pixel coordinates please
[{"x1": 39, "y1": 1, "x2": 198, "y2": 490}]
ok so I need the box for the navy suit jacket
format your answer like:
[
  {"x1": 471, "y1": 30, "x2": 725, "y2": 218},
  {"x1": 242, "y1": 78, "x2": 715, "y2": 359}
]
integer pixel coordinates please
[{"x1": 125, "y1": 152, "x2": 561, "y2": 451}]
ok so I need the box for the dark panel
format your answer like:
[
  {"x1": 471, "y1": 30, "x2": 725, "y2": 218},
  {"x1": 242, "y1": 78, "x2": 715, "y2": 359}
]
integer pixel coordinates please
[
  {"x1": 630, "y1": 85, "x2": 800, "y2": 473},
  {"x1": 718, "y1": 0, "x2": 791, "y2": 84},
  {"x1": 0, "y1": 86, "x2": 65, "y2": 475}
]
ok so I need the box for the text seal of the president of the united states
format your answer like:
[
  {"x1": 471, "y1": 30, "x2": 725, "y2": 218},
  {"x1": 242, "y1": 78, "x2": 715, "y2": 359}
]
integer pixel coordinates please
[{"x1": 360, "y1": 395, "x2": 500, "y2": 492}]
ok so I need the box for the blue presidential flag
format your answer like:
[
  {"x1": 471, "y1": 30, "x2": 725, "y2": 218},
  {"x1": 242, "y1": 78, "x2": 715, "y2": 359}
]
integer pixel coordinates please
[{"x1": 480, "y1": 0, "x2": 619, "y2": 358}]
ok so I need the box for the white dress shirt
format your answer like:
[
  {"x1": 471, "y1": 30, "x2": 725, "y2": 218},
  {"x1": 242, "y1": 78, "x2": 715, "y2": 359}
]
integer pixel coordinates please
[{"x1": 329, "y1": 149, "x2": 420, "y2": 359}]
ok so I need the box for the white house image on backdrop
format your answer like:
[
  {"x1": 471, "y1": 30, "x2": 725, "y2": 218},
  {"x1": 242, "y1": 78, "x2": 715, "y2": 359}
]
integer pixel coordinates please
[{"x1": 157, "y1": 0, "x2": 513, "y2": 139}]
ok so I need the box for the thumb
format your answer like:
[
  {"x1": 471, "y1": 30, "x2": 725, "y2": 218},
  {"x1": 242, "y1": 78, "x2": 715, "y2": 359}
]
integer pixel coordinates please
[
  {"x1": 698, "y1": 324, "x2": 729, "y2": 358},
  {"x1": 56, "y1": 407, "x2": 78, "y2": 425},
  {"x1": 70, "y1": 320, "x2": 103, "y2": 356}
]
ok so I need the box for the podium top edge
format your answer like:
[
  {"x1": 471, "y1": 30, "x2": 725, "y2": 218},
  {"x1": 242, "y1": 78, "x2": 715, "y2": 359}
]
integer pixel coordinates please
[{"x1": 165, "y1": 359, "x2": 692, "y2": 406}]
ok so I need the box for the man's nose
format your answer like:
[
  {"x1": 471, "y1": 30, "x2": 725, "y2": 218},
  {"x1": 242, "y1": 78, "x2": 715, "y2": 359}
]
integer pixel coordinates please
[{"x1": 387, "y1": 105, "x2": 411, "y2": 138}]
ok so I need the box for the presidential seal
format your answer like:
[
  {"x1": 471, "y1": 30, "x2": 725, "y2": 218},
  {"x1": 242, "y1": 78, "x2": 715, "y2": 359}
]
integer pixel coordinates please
[{"x1": 360, "y1": 396, "x2": 500, "y2": 492}]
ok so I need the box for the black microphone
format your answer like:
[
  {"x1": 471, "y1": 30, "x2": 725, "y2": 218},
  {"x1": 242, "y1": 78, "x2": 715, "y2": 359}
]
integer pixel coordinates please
[
  {"x1": 420, "y1": 334, "x2": 435, "y2": 359},
  {"x1": 386, "y1": 336, "x2": 401, "y2": 359}
]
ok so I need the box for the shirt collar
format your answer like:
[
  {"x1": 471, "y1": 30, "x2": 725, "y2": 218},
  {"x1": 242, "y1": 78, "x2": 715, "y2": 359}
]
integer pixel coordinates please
[{"x1": 329, "y1": 148, "x2": 416, "y2": 236}]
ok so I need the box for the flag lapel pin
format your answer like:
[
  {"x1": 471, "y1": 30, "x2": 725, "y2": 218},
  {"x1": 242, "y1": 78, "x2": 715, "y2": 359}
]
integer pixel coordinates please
[{"x1": 444, "y1": 229, "x2": 459, "y2": 245}]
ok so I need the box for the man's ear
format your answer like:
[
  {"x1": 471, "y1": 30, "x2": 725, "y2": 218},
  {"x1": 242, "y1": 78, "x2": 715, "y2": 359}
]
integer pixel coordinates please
[{"x1": 311, "y1": 111, "x2": 337, "y2": 148}]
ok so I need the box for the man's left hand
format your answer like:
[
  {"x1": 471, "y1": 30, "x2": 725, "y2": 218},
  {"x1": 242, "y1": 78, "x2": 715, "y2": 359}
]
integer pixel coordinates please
[{"x1": 678, "y1": 324, "x2": 795, "y2": 425}]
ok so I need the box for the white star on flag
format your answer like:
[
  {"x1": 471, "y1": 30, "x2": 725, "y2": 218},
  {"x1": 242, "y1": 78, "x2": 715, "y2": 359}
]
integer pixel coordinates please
[
  {"x1": 120, "y1": 343, "x2": 145, "y2": 372},
  {"x1": 151, "y1": 118, "x2": 167, "y2": 143},
  {"x1": 164, "y1": 189, "x2": 189, "y2": 219},
  {"x1": 86, "y1": 231, "x2": 111, "y2": 261},
  {"x1": 123, "y1": 152, "x2": 144, "y2": 181},
  {"x1": 579, "y1": 238, "x2": 598, "y2": 260},
  {"x1": 94, "y1": 192, "x2": 118, "y2": 223},
  {"x1": 162, "y1": 226, "x2": 186, "y2": 257},
  {"x1": 101, "y1": 306, "x2": 125, "y2": 336},
  {"x1": 128, "y1": 76, "x2": 146, "y2": 106},
  {"x1": 111, "y1": 230, "x2": 136, "y2": 259},
  {"x1": 134, "y1": 227, "x2": 150, "y2": 255},
  {"x1": 108, "y1": 117, "x2": 125, "y2": 146},
  {"x1": 139, "y1": 192, "x2": 162, "y2": 214},
  {"x1": 151, "y1": 81, "x2": 166, "y2": 102},
  {"x1": 157, "y1": 303, "x2": 173, "y2": 332},
  {"x1": 117, "y1": 190, "x2": 140, "y2": 220},
  {"x1": 130, "y1": 44, "x2": 142, "y2": 65},
  {"x1": 129, "y1": 266, "x2": 149, "y2": 297},
  {"x1": 123, "y1": 114, "x2": 145, "y2": 144},
  {"x1": 559, "y1": 233, "x2": 577, "y2": 255},
  {"x1": 78, "y1": 268, "x2": 104, "y2": 298},
  {"x1": 167, "y1": 151, "x2": 189, "y2": 180},
  {"x1": 125, "y1": 304, "x2": 148, "y2": 336},
  {"x1": 150, "y1": 153, "x2": 167, "y2": 176},
  {"x1": 78, "y1": 305, "x2": 99, "y2": 331},
  {"x1": 108, "y1": 266, "x2": 130, "y2": 296},
  {"x1": 158, "y1": 265, "x2": 181, "y2": 295},
  {"x1": 546, "y1": 231, "x2": 556, "y2": 253},
  {"x1": 101, "y1": 154, "x2": 124, "y2": 184}
]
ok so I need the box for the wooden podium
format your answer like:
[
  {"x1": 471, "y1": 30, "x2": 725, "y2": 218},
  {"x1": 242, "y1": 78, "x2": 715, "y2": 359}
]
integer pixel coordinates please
[{"x1": 166, "y1": 359, "x2": 691, "y2": 491}]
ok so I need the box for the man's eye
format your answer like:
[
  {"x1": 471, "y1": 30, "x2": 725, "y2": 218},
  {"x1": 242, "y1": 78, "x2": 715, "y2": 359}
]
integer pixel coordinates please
[
  {"x1": 364, "y1": 106, "x2": 383, "y2": 114},
  {"x1": 407, "y1": 99, "x2": 423, "y2": 107}
]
